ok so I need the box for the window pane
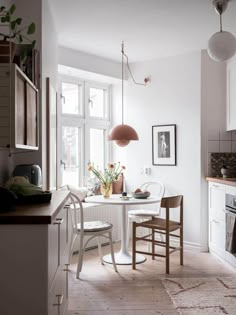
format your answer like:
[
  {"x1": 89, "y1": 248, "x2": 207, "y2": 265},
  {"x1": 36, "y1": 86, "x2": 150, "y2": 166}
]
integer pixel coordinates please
[
  {"x1": 90, "y1": 128, "x2": 105, "y2": 170},
  {"x1": 62, "y1": 82, "x2": 82, "y2": 115},
  {"x1": 89, "y1": 88, "x2": 107, "y2": 118},
  {"x1": 62, "y1": 126, "x2": 81, "y2": 186}
]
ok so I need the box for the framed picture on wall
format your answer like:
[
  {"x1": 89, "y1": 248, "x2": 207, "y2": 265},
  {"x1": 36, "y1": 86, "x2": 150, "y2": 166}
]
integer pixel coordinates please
[{"x1": 152, "y1": 124, "x2": 176, "y2": 166}]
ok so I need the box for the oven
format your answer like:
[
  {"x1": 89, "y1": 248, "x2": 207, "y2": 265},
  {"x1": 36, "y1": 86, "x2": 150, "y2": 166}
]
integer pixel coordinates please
[
  {"x1": 225, "y1": 194, "x2": 236, "y2": 214},
  {"x1": 225, "y1": 194, "x2": 236, "y2": 255}
]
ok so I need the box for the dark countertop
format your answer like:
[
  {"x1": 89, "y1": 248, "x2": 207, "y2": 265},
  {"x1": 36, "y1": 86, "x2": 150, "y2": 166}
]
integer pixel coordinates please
[
  {"x1": 206, "y1": 177, "x2": 236, "y2": 187},
  {"x1": 0, "y1": 190, "x2": 70, "y2": 224}
]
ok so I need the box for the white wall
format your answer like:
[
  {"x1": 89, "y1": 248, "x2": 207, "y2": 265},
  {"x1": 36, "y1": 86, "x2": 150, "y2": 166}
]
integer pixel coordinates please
[
  {"x1": 41, "y1": 0, "x2": 58, "y2": 188},
  {"x1": 59, "y1": 47, "x2": 122, "y2": 80},
  {"x1": 111, "y1": 52, "x2": 202, "y2": 248}
]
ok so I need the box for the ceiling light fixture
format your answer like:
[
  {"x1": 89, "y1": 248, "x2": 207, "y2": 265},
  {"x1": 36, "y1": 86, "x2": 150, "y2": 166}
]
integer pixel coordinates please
[
  {"x1": 108, "y1": 42, "x2": 150, "y2": 147},
  {"x1": 208, "y1": 0, "x2": 236, "y2": 62}
]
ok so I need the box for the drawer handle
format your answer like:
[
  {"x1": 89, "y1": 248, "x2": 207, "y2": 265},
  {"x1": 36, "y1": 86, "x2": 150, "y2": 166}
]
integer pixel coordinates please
[
  {"x1": 53, "y1": 218, "x2": 64, "y2": 225},
  {"x1": 212, "y1": 219, "x2": 219, "y2": 224},
  {"x1": 53, "y1": 294, "x2": 63, "y2": 306},
  {"x1": 63, "y1": 263, "x2": 70, "y2": 272},
  {"x1": 212, "y1": 184, "x2": 220, "y2": 188}
]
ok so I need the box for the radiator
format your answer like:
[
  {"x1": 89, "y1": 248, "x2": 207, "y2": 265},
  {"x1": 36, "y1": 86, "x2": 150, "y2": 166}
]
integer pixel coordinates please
[{"x1": 73, "y1": 204, "x2": 121, "y2": 251}]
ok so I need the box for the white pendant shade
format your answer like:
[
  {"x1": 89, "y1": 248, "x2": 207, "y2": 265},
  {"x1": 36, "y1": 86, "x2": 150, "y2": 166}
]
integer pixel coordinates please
[{"x1": 208, "y1": 30, "x2": 236, "y2": 62}]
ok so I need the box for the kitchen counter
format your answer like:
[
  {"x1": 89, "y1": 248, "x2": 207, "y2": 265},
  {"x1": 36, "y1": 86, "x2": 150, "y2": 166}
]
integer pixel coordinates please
[
  {"x1": 206, "y1": 176, "x2": 236, "y2": 187},
  {"x1": 0, "y1": 190, "x2": 70, "y2": 224}
]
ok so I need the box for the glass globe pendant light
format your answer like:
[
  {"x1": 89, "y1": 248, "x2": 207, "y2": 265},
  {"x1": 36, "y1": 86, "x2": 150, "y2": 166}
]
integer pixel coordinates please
[
  {"x1": 108, "y1": 42, "x2": 149, "y2": 147},
  {"x1": 208, "y1": 0, "x2": 236, "y2": 62}
]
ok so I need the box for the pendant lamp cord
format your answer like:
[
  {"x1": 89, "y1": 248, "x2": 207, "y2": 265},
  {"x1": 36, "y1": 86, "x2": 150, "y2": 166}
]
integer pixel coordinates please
[
  {"x1": 220, "y1": 13, "x2": 222, "y2": 32},
  {"x1": 121, "y1": 41, "x2": 150, "y2": 124},
  {"x1": 122, "y1": 42, "x2": 124, "y2": 125}
]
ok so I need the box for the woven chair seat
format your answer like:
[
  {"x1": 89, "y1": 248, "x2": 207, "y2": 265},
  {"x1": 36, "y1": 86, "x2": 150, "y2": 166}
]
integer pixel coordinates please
[{"x1": 136, "y1": 217, "x2": 181, "y2": 232}]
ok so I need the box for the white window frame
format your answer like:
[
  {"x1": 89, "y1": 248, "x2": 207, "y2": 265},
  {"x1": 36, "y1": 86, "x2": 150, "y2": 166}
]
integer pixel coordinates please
[{"x1": 58, "y1": 75, "x2": 111, "y2": 186}]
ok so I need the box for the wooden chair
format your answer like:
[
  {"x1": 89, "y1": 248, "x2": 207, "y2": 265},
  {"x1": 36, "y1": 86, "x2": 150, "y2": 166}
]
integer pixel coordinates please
[
  {"x1": 132, "y1": 195, "x2": 183, "y2": 274},
  {"x1": 69, "y1": 192, "x2": 118, "y2": 278},
  {"x1": 127, "y1": 181, "x2": 165, "y2": 247}
]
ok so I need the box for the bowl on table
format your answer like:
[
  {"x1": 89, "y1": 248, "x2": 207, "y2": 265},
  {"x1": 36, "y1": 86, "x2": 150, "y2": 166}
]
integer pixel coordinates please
[{"x1": 131, "y1": 191, "x2": 150, "y2": 199}]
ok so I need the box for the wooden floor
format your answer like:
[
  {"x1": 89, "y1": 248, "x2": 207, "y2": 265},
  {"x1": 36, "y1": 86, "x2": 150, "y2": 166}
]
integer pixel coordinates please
[{"x1": 67, "y1": 242, "x2": 235, "y2": 315}]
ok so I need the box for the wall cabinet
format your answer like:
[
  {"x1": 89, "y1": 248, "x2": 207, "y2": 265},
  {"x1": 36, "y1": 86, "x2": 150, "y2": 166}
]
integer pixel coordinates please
[
  {"x1": 0, "y1": 192, "x2": 72, "y2": 315},
  {"x1": 0, "y1": 63, "x2": 38, "y2": 149},
  {"x1": 226, "y1": 58, "x2": 236, "y2": 131}
]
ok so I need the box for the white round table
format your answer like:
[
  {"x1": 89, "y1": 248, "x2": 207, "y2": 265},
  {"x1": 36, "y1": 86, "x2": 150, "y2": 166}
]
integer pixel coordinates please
[{"x1": 84, "y1": 194, "x2": 160, "y2": 265}]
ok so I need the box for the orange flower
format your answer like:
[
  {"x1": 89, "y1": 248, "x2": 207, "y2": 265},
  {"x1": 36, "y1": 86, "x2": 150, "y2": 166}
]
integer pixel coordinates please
[
  {"x1": 88, "y1": 165, "x2": 93, "y2": 171},
  {"x1": 108, "y1": 163, "x2": 114, "y2": 169},
  {"x1": 121, "y1": 166, "x2": 126, "y2": 170}
]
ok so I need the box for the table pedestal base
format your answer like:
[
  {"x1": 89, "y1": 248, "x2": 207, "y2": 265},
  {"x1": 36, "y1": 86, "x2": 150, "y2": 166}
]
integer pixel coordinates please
[{"x1": 103, "y1": 251, "x2": 146, "y2": 265}]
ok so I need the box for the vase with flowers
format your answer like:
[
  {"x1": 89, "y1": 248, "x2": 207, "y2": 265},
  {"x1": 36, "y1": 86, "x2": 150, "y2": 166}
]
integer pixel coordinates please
[{"x1": 88, "y1": 162, "x2": 125, "y2": 198}]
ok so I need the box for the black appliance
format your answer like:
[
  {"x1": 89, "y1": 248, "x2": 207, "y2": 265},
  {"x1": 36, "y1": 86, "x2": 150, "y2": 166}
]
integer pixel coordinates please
[
  {"x1": 12, "y1": 164, "x2": 42, "y2": 186},
  {"x1": 226, "y1": 194, "x2": 236, "y2": 214}
]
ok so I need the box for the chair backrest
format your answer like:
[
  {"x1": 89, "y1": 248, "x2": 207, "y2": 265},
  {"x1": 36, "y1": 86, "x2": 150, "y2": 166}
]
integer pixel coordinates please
[
  {"x1": 69, "y1": 192, "x2": 84, "y2": 233},
  {"x1": 140, "y1": 181, "x2": 165, "y2": 199},
  {"x1": 160, "y1": 195, "x2": 183, "y2": 223}
]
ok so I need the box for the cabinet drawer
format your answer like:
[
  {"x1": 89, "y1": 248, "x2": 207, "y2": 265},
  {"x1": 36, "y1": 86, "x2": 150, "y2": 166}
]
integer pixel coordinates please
[
  {"x1": 48, "y1": 266, "x2": 67, "y2": 315},
  {"x1": 209, "y1": 219, "x2": 226, "y2": 259},
  {"x1": 209, "y1": 182, "x2": 225, "y2": 219},
  {"x1": 48, "y1": 205, "x2": 69, "y2": 288}
]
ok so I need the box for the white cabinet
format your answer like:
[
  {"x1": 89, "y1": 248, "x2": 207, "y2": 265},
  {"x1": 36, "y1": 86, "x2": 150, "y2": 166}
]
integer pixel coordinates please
[
  {"x1": 0, "y1": 191, "x2": 71, "y2": 315},
  {"x1": 226, "y1": 58, "x2": 236, "y2": 131},
  {"x1": 0, "y1": 63, "x2": 38, "y2": 149},
  {"x1": 208, "y1": 182, "x2": 226, "y2": 259},
  {"x1": 208, "y1": 181, "x2": 236, "y2": 268},
  {"x1": 48, "y1": 205, "x2": 72, "y2": 315}
]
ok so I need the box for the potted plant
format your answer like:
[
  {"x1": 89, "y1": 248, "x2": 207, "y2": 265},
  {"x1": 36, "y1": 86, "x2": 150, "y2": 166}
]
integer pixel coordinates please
[{"x1": 0, "y1": 4, "x2": 36, "y2": 63}]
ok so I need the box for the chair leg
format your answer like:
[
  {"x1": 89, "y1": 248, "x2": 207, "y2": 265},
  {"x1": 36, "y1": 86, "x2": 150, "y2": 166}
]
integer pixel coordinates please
[
  {"x1": 108, "y1": 231, "x2": 118, "y2": 272},
  {"x1": 76, "y1": 234, "x2": 84, "y2": 279},
  {"x1": 97, "y1": 236, "x2": 104, "y2": 265},
  {"x1": 132, "y1": 222, "x2": 136, "y2": 270},
  {"x1": 77, "y1": 247, "x2": 84, "y2": 279},
  {"x1": 152, "y1": 228, "x2": 155, "y2": 260},
  {"x1": 166, "y1": 231, "x2": 170, "y2": 274},
  {"x1": 180, "y1": 227, "x2": 184, "y2": 266}
]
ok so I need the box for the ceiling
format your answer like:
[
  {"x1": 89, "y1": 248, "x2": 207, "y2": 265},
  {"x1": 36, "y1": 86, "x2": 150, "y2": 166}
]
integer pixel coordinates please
[{"x1": 49, "y1": 0, "x2": 236, "y2": 62}]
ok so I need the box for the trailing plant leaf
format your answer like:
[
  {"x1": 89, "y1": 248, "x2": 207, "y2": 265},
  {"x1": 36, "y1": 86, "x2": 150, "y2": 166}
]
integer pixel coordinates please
[
  {"x1": 10, "y1": 21, "x2": 16, "y2": 31},
  {"x1": 16, "y1": 18, "x2": 22, "y2": 25},
  {"x1": 9, "y1": 4, "x2": 16, "y2": 15},
  {"x1": 27, "y1": 23, "x2": 36, "y2": 35},
  {"x1": 0, "y1": 4, "x2": 36, "y2": 47}
]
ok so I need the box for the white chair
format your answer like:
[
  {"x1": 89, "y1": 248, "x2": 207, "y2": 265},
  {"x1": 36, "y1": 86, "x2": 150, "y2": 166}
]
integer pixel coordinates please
[
  {"x1": 127, "y1": 181, "x2": 165, "y2": 247},
  {"x1": 69, "y1": 192, "x2": 118, "y2": 278}
]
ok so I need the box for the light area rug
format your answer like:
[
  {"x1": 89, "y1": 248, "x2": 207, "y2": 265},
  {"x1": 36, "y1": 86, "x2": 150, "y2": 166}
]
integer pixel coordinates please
[{"x1": 162, "y1": 277, "x2": 236, "y2": 315}]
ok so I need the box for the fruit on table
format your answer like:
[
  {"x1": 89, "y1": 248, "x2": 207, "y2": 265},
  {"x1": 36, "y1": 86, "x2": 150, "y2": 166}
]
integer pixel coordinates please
[{"x1": 134, "y1": 188, "x2": 142, "y2": 193}]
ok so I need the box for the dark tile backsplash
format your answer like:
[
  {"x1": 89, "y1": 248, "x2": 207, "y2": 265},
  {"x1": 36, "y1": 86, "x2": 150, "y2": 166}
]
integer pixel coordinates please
[{"x1": 211, "y1": 153, "x2": 236, "y2": 177}]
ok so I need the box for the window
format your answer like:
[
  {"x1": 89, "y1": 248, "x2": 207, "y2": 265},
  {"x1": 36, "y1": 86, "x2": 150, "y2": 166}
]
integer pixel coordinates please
[
  {"x1": 89, "y1": 87, "x2": 108, "y2": 118},
  {"x1": 61, "y1": 82, "x2": 83, "y2": 115},
  {"x1": 59, "y1": 76, "x2": 110, "y2": 187}
]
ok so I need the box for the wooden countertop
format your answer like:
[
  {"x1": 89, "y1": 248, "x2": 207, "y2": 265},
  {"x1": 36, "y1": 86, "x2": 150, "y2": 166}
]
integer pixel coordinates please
[
  {"x1": 206, "y1": 177, "x2": 236, "y2": 187},
  {"x1": 0, "y1": 190, "x2": 70, "y2": 224}
]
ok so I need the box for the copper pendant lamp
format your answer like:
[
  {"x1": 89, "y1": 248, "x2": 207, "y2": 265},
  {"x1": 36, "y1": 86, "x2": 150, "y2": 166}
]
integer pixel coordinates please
[{"x1": 109, "y1": 42, "x2": 149, "y2": 147}]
